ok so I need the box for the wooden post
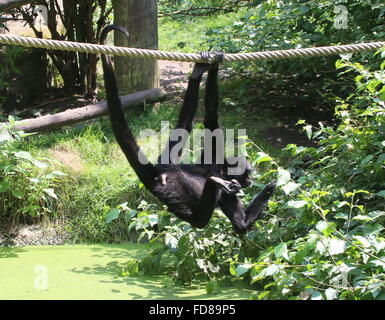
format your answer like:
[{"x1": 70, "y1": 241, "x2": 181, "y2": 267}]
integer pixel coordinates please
[{"x1": 112, "y1": 0, "x2": 159, "y2": 95}]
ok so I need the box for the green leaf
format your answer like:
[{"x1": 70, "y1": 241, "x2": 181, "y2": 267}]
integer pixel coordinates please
[
  {"x1": 145, "y1": 230, "x2": 154, "y2": 240},
  {"x1": 335, "y1": 212, "x2": 348, "y2": 220},
  {"x1": 360, "y1": 155, "x2": 373, "y2": 166},
  {"x1": 316, "y1": 221, "x2": 335, "y2": 237},
  {"x1": 43, "y1": 188, "x2": 57, "y2": 199},
  {"x1": 335, "y1": 200, "x2": 350, "y2": 208},
  {"x1": 253, "y1": 152, "x2": 272, "y2": 164},
  {"x1": 31, "y1": 159, "x2": 48, "y2": 169},
  {"x1": 369, "y1": 211, "x2": 385, "y2": 219},
  {"x1": 125, "y1": 258, "x2": 139, "y2": 276},
  {"x1": 0, "y1": 181, "x2": 10, "y2": 193},
  {"x1": 335, "y1": 59, "x2": 344, "y2": 69},
  {"x1": 8, "y1": 115, "x2": 15, "y2": 126},
  {"x1": 105, "y1": 208, "x2": 121, "y2": 223},
  {"x1": 353, "y1": 236, "x2": 371, "y2": 248},
  {"x1": 328, "y1": 239, "x2": 346, "y2": 255},
  {"x1": 274, "y1": 242, "x2": 289, "y2": 260},
  {"x1": 325, "y1": 288, "x2": 338, "y2": 300},
  {"x1": 138, "y1": 231, "x2": 146, "y2": 242},
  {"x1": 51, "y1": 170, "x2": 66, "y2": 176},
  {"x1": 148, "y1": 214, "x2": 158, "y2": 227},
  {"x1": 376, "y1": 190, "x2": 385, "y2": 198},
  {"x1": 352, "y1": 215, "x2": 370, "y2": 221},
  {"x1": 229, "y1": 262, "x2": 237, "y2": 276},
  {"x1": 304, "y1": 125, "x2": 312, "y2": 140},
  {"x1": 380, "y1": 90, "x2": 385, "y2": 102},
  {"x1": 0, "y1": 127, "x2": 11, "y2": 142},
  {"x1": 235, "y1": 264, "x2": 252, "y2": 276},
  {"x1": 258, "y1": 264, "x2": 280, "y2": 278},
  {"x1": 299, "y1": 4, "x2": 309, "y2": 13},
  {"x1": 311, "y1": 291, "x2": 323, "y2": 300},
  {"x1": 370, "y1": 260, "x2": 385, "y2": 270},
  {"x1": 11, "y1": 189, "x2": 24, "y2": 199},
  {"x1": 165, "y1": 234, "x2": 178, "y2": 250},
  {"x1": 124, "y1": 210, "x2": 137, "y2": 222},
  {"x1": 276, "y1": 168, "x2": 291, "y2": 187},
  {"x1": 14, "y1": 151, "x2": 33, "y2": 161},
  {"x1": 256, "y1": 291, "x2": 270, "y2": 300},
  {"x1": 282, "y1": 182, "x2": 299, "y2": 195},
  {"x1": 287, "y1": 200, "x2": 307, "y2": 208}
]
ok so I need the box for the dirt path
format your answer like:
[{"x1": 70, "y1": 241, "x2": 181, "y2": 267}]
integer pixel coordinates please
[{"x1": 159, "y1": 60, "x2": 193, "y2": 93}]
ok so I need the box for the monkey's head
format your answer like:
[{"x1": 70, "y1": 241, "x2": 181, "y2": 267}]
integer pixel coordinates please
[{"x1": 224, "y1": 156, "x2": 253, "y2": 188}]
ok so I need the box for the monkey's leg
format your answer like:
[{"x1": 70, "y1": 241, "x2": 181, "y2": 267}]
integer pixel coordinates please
[
  {"x1": 199, "y1": 64, "x2": 224, "y2": 166},
  {"x1": 218, "y1": 194, "x2": 248, "y2": 234},
  {"x1": 244, "y1": 182, "x2": 275, "y2": 221},
  {"x1": 157, "y1": 63, "x2": 210, "y2": 165},
  {"x1": 219, "y1": 182, "x2": 275, "y2": 234},
  {"x1": 204, "y1": 65, "x2": 220, "y2": 130}
]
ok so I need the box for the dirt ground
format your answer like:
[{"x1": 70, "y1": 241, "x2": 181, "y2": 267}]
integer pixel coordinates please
[{"x1": 159, "y1": 60, "x2": 193, "y2": 93}]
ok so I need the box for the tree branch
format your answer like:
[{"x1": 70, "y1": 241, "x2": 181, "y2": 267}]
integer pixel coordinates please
[
  {"x1": 0, "y1": 0, "x2": 42, "y2": 12},
  {"x1": 10, "y1": 88, "x2": 166, "y2": 133}
]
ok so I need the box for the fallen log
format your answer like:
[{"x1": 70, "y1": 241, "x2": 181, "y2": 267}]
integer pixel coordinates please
[
  {"x1": 12, "y1": 88, "x2": 166, "y2": 133},
  {"x1": 0, "y1": 0, "x2": 40, "y2": 12}
]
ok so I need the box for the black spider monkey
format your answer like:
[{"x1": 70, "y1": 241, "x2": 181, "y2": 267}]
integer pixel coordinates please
[{"x1": 100, "y1": 25, "x2": 275, "y2": 234}]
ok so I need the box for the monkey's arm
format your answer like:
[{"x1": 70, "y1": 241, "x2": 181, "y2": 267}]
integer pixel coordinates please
[
  {"x1": 204, "y1": 65, "x2": 220, "y2": 131},
  {"x1": 199, "y1": 60, "x2": 223, "y2": 165}
]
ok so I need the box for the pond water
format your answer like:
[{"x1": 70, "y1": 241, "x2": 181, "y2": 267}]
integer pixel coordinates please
[{"x1": 0, "y1": 243, "x2": 250, "y2": 300}]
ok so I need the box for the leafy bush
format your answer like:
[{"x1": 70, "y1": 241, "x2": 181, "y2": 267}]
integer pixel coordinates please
[
  {"x1": 0, "y1": 46, "x2": 22, "y2": 106},
  {"x1": 0, "y1": 118, "x2": 64, "y2": 230},
  {"x1": 203, "y1": 0, "x2": 385, "y2": 75}
]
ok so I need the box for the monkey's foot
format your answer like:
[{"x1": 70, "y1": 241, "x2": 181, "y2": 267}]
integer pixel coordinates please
[{"x1": 209, "y1": 176, "x2": 241, "y2": 194}]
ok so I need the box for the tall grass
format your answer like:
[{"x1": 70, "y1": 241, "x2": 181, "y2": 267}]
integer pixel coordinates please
[{"x1": 158, "y1": 13, "x2": 238, "y2": 52}]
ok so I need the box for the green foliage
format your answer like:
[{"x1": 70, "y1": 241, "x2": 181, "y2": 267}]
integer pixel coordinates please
[
  {"x1": 237, "y1": 56, "x2": 385, "y2": 300},
  {"x1": 0, "y1": 118, "x2": 64, "y2": 229},
  {"x1": 119, "y1": 258, "x2": 140, "y2": 277},
  {"x1": 107, "y1": 199, "x2": 240, "y2": 292},
  {"x1": 159, "y1": 0, "x2": 251, "y2": 19},
  {"x1": 202, "y1": 0, "x2": 385, "y2": 74},
  {"x1": 0, "y1": 46, "x2": 22, "y2": 106}
]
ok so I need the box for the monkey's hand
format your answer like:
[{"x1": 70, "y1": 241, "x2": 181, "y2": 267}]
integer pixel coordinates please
[{"x1": 209, "y1": 176, "x2": 241, "y2": 195}]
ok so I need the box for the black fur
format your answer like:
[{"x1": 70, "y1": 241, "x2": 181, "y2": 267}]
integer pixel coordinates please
[{"x1": 100, "y1": 25, "x2": 275, "y2": 234}]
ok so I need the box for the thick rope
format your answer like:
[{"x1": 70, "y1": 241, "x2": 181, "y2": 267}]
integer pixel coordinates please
[{"x1": 0, "y1": 34, "x2": 384, "y2": 62}]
